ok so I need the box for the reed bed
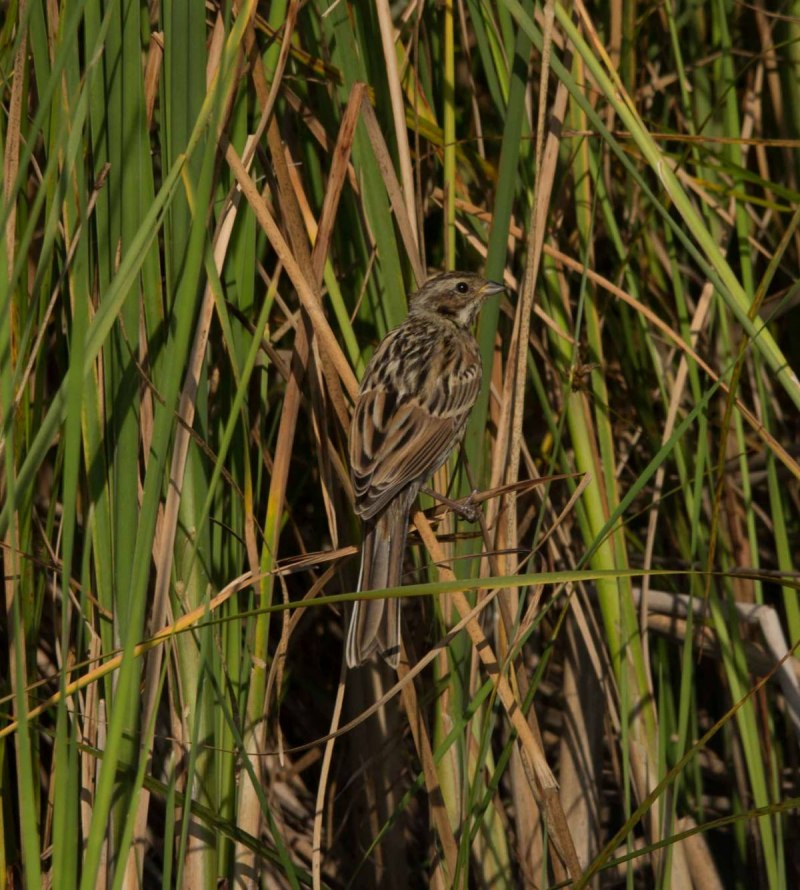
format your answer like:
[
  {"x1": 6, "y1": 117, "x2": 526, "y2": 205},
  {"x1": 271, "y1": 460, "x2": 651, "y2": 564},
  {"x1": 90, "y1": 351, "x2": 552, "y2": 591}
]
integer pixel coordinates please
[{"x1": 1, "y1": 1, "x2": 798, "y2": 887}]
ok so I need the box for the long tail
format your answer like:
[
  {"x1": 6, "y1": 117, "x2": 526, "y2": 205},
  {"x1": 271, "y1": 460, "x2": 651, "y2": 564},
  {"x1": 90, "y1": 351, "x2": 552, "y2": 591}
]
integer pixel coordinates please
[{"x1": 346, "y1": 493, "x2": 412, "y2": 668}]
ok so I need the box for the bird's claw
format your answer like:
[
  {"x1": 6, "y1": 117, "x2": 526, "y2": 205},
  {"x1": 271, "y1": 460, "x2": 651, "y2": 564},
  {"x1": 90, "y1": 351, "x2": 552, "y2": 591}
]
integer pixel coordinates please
[{"x1": 454, "y1": 489, "x2": 481, "y2": 523}]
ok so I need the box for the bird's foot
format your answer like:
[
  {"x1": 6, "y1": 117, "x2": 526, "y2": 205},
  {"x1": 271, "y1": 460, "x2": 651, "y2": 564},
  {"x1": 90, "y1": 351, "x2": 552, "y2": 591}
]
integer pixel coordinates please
[
  {"x1": 454, "y1": 489, "x2": 481, "y2": 523},
  {"x1": 422, "y1": 487, "x2": 482, "y2": 523}
]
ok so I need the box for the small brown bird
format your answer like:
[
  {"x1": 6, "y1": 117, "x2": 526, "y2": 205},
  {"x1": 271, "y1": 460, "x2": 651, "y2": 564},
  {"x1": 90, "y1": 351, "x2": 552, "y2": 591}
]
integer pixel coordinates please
[{"x1": 347, "y1": 271, "x2": 505, "y2": 668}]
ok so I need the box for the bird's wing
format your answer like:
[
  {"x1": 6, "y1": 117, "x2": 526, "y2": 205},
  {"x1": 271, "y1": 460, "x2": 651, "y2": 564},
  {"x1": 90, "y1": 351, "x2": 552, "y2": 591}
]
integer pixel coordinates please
[{"x1": 350, "y1": 348, "x2": 481, "y2": 520}]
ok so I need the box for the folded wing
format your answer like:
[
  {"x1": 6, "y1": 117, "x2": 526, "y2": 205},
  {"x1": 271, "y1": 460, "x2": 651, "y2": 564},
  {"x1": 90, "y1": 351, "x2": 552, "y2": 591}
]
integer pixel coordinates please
[{"x1": 350, "y1": 339, "x2": 481, "y2": 521}]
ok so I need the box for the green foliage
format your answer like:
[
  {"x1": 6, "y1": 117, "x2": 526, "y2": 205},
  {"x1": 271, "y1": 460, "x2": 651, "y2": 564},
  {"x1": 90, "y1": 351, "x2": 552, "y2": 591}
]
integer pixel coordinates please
[{"x1": 0, "y1": 2, "x2": 798, "y2": 887}]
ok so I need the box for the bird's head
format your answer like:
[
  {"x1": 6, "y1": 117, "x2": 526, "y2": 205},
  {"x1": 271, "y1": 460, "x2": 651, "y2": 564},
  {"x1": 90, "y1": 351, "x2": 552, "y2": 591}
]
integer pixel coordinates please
[{"x1": 408, "y1": 271, "x2": 505, "y2": 328}]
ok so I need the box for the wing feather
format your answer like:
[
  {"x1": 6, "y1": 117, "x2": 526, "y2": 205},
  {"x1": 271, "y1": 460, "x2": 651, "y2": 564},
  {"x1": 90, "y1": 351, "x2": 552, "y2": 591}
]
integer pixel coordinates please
[{"x1": 350, "y1": 329, "x2": 481, "y2": 520}]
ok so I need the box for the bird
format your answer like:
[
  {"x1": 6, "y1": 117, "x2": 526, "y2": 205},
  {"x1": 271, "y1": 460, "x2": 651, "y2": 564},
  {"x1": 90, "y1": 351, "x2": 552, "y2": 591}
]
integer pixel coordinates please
[{"x1": 346, "y1": 271, "x2": 505, "y2": 668}]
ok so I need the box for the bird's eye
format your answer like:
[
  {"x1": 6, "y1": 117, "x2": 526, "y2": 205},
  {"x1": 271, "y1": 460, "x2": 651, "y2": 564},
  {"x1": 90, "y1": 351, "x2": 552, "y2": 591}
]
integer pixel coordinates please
[{"x1": 455, "y1": 281, "x2": 469, "y2": 294}]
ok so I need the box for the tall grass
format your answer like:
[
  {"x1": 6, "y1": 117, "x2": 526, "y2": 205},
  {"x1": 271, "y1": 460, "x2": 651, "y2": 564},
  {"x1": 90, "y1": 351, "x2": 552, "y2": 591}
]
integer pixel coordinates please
[{"x1": 1, "y1": 1, "x2": 798, "y2": 888}]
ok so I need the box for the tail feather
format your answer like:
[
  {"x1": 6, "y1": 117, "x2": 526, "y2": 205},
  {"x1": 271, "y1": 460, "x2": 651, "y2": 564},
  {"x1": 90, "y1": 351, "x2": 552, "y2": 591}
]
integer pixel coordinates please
[{"x1": 346, "y1": 492, "x2": 412, "y2": 668}]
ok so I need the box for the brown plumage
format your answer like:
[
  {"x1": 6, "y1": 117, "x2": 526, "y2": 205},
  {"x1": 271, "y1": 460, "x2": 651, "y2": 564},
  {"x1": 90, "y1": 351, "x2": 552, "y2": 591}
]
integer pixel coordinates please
[{"x1": 346, "y1": 271, "x2": 505, "y2": 668}]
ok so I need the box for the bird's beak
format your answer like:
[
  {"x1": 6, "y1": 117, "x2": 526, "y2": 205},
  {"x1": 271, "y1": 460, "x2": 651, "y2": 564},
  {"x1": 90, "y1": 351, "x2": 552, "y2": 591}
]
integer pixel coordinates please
[{"x1": 480, "y1": 280, "x2": 506, "y2": 297}]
